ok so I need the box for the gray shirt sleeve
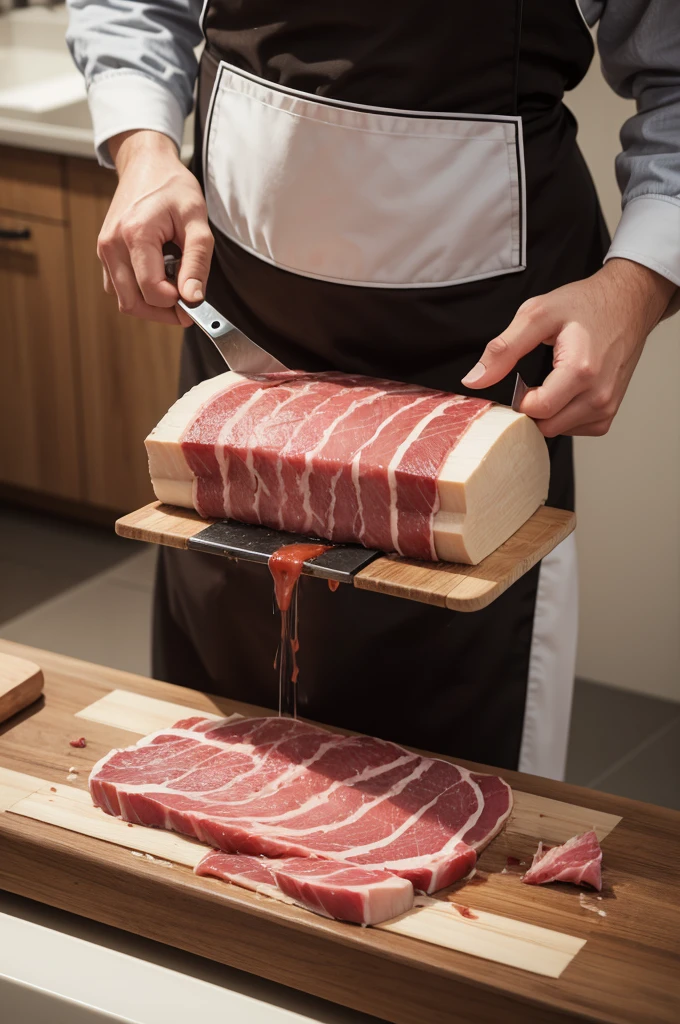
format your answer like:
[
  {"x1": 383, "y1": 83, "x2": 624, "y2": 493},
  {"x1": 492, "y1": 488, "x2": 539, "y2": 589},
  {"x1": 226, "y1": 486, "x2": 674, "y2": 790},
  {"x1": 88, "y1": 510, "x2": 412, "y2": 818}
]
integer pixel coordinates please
[
  {"x1": 66, "y1": 0, "x2": 203, "y2": 166},
  {"x1": 67, "y1": 0, "x2": 680, "y2": 287},
  {"x1": 581, "y1": 0, "x2": 680, "y2": 287}
]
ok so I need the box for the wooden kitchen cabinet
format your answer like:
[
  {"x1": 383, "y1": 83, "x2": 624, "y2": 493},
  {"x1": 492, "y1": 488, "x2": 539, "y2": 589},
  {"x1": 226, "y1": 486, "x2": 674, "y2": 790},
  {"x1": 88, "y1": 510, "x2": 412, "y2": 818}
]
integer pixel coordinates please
[
  {"x1": 64, "y1": 158, "x2": 182, "y2": 512},
  {"x1": 0, "y1": 145, "x2": 182, "y2": 516},
  {"x1": 0, "y1": 204, "x2": 82, "y2": 501}
]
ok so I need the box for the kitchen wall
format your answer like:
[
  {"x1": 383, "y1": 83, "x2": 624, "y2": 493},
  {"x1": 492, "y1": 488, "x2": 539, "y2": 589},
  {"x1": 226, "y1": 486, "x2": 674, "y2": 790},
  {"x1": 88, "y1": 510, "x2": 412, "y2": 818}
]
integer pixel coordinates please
[{"x1": 566, "y1": 41, "x2": 680, "y2": 703}]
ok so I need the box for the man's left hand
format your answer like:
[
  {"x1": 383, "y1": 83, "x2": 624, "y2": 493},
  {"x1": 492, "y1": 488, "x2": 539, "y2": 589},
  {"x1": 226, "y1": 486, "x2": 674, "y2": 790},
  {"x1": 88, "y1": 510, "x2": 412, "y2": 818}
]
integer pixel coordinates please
[{"x1": 461, "y1": 259, "x2": 676, "y2": 437}]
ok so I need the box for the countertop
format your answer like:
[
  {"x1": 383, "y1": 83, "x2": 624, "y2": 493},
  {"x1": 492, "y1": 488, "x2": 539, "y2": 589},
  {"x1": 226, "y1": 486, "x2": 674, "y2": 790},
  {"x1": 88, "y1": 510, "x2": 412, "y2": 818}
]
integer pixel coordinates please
[{"x1": 0, "y1": 4, "x2": 194, "y2": 162}]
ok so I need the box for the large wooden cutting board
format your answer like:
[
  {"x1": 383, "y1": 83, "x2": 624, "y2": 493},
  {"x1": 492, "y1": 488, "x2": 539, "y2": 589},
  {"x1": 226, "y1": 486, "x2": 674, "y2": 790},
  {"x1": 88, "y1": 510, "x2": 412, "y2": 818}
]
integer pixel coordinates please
[
  {"x1": 0, "y1": 639, "x2": 679, "y2": 1024},
  {"x1": 115, "y1": 501, "x2": 575, "y2": 611}
]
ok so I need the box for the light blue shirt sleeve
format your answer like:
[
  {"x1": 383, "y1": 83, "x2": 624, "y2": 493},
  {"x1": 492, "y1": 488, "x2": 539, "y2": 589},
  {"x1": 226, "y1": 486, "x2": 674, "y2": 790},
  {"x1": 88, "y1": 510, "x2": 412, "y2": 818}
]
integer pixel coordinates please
[
  {"x1": 66, "y1": 0, "x2": 203, "y2": 166},
  {"x1": 581, "y1": 0, "x2": 680, "y2": 288}
]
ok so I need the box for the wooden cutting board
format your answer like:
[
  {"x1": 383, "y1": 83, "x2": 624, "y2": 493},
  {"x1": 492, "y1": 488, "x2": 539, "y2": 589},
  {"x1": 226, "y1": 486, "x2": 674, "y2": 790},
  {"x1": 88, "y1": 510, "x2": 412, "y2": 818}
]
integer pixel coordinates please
[
  {"x1": 115, "y1": 501, "x2": 575, "y2": 612},
  {"x1": 0, "y1": 653, "x2": 44, "y2": 723},
  {"x1": 0, "y1": 639, "x2": 679, "y2": 1024}
]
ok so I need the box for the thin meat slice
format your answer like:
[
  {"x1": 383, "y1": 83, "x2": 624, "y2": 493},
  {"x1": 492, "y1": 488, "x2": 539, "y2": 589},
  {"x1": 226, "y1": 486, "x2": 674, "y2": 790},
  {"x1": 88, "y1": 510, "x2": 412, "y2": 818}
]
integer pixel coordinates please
[
  {"x1": 522, "y1": 830, "x2": 603, "y2": 891},
  {"x1": 89, "y1": 715, "x2": 513, "y2": 896},
  {"x1": 197, "y1": 851, "x2": 290, "y2": 903},
  {"x1": 197, "y1": 852, "x2": 414, "y2": 925}
]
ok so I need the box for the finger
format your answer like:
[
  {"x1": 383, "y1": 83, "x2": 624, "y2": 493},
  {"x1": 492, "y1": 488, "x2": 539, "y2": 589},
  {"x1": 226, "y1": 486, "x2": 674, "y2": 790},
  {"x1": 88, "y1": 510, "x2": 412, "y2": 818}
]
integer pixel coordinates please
[
  {"x1": 564, "y1": 420, "x2": 612, "y2": 437},
  {"x1": 175, "y1": 304, "x2": 194, "y2": 328},
  {"x1": 536, "y1": 394, "x2": 610, "y2": 438},
  {"x1": 519, "y1": 363, "x2": 585, "y2": 421},
  {"x1": 104, "y1": 248, "x2": 184, "y2": 325},
  {"x1": 461, "y1": 297, "x2": 561, "y2": 388},
  {"x1": 128, "y1": 239, "x2": 178, "y2": 308},
  {"x1": 102, "y1": 264, "x2": 114, "y2": 295},
  {"x1": 176, "y1": 219, "x2": 214, "y2": 303},
  {"x1": 106, "y1": 250, "x2": 146, "y2": 315},
  {"x1": 121, "y1": 303, "x2": 185, "y2": 326}
]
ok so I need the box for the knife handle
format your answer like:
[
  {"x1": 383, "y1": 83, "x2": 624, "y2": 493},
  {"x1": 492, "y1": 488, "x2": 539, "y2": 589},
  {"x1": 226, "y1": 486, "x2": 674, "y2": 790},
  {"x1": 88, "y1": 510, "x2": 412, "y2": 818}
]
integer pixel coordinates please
[
  {"x1": 162, "y1": 242, "x2": 235, "y2": 341},
  {"x1": 176, "y1": 297, "x2": 235, "y2": 341}
]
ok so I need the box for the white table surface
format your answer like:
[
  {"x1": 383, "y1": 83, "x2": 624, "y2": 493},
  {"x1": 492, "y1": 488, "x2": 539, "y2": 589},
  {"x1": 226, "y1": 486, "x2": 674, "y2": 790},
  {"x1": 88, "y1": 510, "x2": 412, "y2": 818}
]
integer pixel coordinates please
[{"x1": 0, "y1": 891, "x2": 381, "y2": 1024}]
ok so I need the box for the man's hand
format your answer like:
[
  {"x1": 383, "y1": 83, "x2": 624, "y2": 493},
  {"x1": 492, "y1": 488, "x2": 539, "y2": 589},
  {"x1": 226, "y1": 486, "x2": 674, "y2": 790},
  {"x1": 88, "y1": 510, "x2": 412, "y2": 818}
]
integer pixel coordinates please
[
  {"x1": 97, "y1": 129, "x2": 214, "y2": 326},
  {"x1": 461, "y1": 259, "x2": 676, "y2": 436}
]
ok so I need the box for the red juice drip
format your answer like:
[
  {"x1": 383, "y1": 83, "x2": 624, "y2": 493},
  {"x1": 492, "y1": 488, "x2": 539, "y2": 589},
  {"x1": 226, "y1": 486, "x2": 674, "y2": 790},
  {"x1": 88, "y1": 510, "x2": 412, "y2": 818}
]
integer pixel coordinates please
[
  {"x1": 328, "y1": 579, "x2": 340, "y2": 592},
  {"x1": 446, "y1": 900, "x2": 479, "y2": 920},
  {"x1": 269, "y1": 543, "x2": 331, "y2": 718}
]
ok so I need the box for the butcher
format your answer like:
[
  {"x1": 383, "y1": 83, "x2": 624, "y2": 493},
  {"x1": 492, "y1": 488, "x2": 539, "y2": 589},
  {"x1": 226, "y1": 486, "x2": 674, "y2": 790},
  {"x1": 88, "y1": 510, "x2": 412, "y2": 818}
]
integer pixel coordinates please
[{"x1": 66, "y1": 0, "x2": 679, "y2": 779}]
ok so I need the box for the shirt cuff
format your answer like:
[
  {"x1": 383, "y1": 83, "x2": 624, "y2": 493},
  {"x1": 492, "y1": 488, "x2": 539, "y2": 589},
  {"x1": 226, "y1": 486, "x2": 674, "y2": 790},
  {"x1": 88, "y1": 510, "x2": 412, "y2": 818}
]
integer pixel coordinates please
[
  {"x1": 605, "y1": 194, "x2": 680, "y2": 318},
  {"x1": 87, "y1": 70, "x2": 186, "y2": 168}
]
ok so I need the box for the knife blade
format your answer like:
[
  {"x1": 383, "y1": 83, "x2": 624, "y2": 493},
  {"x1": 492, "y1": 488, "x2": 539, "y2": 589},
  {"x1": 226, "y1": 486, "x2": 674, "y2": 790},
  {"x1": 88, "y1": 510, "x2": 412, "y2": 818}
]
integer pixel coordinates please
[
  {"x1": 163, "y1": 244, "x2": 289, "y2": 375},
  {"x1": 511, "y1": 373, "x2": 530, "y2": 413}
]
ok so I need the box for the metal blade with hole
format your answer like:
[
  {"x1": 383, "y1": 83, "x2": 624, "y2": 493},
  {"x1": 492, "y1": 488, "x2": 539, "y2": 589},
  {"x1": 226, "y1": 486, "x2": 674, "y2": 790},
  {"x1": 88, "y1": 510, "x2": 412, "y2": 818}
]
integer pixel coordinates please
[{"x1": 163, "y1": 245, "x2": 289, "y2": 375}]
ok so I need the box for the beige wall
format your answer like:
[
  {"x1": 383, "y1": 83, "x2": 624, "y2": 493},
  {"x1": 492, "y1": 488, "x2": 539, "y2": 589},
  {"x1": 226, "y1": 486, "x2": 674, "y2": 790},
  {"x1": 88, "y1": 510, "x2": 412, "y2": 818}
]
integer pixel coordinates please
[{"x1": 565, "y1": 48, "x2": 680, "y2": 702}]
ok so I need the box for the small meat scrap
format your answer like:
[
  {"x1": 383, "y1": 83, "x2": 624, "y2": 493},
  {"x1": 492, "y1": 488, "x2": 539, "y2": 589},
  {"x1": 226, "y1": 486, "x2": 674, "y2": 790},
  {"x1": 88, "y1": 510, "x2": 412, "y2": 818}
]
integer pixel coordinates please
[
  {"x1": 69, "y1": 737, "x2": 87, "y2": 748},
  {"x1": 522, "y1": 830, "x2": 602, "y2": 891}
]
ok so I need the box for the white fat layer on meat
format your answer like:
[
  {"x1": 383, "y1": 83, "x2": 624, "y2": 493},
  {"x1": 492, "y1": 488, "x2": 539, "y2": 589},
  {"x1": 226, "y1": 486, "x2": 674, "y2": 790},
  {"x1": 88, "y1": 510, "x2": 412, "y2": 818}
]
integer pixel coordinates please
[
  {"x1": 91, "y1": 719, "x2": 344, "y2": 803},
  {"x1": 217, "y1": 869, "x2": 297, "y2": 906},
  {"x1": 244, "y1": 756, "x2": 428, "y2": 834},
  {"x1": 274, "y1": 387, "x2": 341, "y2": 530},
  {"x1": 386, "y1": 397, "x2": 464, "y2": 558},
  {"x1": 272, "y1": 765, "x2": 481, "y2": 860},
  {"x1": 350, "y1": 393, "x2": 430, "y2": 545},
  {"x1": 298, "y1": 388, "x2": 385, "y2": 535},
  {"x1": 218, "y1": 752, "x2": 419, "y2": 826},
  {"x1": 248, "y1": 382, "x2": 313, "y2": 520},
  {"x1": 214, "y1": 387, "x2": 271, "y2": 515}
]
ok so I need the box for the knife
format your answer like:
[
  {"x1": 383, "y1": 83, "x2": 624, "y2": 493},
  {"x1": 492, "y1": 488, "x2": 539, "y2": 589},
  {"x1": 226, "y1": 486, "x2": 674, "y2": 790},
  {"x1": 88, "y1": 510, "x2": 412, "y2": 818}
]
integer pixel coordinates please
[
  {"x1": 163, "y1": 243, "x2": 289, "y2": 375},
  {"x1": 511, "y1": 373, "x2": 531, "y2": 413}
]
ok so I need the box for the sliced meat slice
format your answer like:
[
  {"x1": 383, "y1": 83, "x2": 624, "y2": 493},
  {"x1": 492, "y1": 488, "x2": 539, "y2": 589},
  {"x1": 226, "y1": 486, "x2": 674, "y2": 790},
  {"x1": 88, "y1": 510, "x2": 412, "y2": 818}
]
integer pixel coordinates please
[
  {"x1": 196, "y1": 852, "x2": 414, "y2": 924},
  {"x1": 522, "y1": 830, "x2": 603, "y2": 891},
  {"x1": 197, "y1": 851, "x2": 288, "y2": 902},
  {"x1": 89, "y1": 715, "x2": 513, "y2": 896}
]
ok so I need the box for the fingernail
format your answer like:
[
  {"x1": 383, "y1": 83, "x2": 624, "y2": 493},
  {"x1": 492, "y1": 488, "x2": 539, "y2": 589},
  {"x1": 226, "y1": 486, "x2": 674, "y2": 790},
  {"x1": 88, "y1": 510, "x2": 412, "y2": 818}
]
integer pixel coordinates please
[
  {"x1": 185, "y1": 279, "x2": 204, "y2": 302},
  {"x1": 461, "y1": 362, "x2": 486, "y2": 386}
]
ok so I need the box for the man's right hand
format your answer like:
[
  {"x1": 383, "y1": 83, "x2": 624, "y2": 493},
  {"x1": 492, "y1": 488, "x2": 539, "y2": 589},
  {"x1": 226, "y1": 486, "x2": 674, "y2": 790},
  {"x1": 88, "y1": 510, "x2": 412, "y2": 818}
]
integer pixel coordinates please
[{"x1": 98, "y1": 129, "x2": 214, "y2": 326}]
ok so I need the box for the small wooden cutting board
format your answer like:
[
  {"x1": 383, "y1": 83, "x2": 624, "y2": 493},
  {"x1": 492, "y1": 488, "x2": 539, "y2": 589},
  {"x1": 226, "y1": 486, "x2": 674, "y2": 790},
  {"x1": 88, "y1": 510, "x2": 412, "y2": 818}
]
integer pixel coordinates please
[
  {"x1": 0, "y1": 653, "x2": 44, "y2": 724},
  {"x1": 116, "y1": 502, "x2": 575, "y2": 612}
]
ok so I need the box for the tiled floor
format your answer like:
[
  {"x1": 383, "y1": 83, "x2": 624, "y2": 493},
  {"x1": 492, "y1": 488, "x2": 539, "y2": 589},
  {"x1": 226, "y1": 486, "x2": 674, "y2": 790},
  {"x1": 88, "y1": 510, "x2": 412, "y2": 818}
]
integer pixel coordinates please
[{"x1": 1, "y1": 502, "x2": 678, "y2": 810}]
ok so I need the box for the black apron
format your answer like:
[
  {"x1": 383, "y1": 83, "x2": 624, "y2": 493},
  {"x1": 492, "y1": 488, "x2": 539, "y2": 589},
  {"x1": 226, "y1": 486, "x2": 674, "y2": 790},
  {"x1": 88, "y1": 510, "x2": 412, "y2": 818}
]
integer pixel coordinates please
[{"x1": 152, "y1": 0, "x2": 609, "y2": 770}]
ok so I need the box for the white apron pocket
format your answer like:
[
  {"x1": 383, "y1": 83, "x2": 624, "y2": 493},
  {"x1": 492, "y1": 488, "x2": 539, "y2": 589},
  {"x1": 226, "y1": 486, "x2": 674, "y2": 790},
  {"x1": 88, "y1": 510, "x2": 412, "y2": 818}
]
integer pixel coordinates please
[{"x1": 204, "y1": 62, "x2": 526, "y2": 289}]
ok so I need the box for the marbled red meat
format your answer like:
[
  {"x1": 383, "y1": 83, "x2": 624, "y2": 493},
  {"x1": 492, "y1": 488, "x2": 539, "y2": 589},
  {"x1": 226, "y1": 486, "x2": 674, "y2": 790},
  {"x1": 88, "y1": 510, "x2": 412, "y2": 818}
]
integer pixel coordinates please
[
  {"x1": 522, "y1": 831, "x2": 603, "y2": 890},
  {"x1": 89, "y1": 716, "x2": 512, "y2": 899},
  {"x1": 197, "y1": 852, "x2": 414, "y2": 924},
  {"x1": 178, "y1": 372, "x2": 489, "y2": 560}
]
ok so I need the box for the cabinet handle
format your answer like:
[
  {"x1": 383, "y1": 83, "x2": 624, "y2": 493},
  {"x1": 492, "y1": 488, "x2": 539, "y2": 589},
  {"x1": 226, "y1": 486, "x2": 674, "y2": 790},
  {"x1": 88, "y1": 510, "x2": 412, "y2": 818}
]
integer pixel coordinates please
[{"x1": 0, "y1": 228, "x2": 32, "y2": 241}]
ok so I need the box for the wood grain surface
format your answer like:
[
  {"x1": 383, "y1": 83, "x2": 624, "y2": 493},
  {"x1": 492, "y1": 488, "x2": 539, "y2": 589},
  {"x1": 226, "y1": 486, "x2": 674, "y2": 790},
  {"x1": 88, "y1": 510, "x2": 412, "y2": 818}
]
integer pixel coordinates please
[
  {"x1": 0, "y1": 210, "x2": 83, "y2": 501},
  {"x1": 64, "y1": 158, "x2": 183, "y2": 512},
  {"x1": 115, "y1": 502, "x2": 575, "y2": 611},
  {"x1": 0, "y1": 654, "x2": 44, "y2": 724},
  {"x1": 0, "y1": 640, "x2": 678, "y2": 1024},
  {"x1": 0, "y1": 145, "x2": 66, "y2": 223}
]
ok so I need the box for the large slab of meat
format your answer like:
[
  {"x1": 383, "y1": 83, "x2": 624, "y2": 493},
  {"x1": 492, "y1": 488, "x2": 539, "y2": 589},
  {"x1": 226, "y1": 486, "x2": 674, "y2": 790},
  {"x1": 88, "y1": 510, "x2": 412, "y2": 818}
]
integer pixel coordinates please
[
  {"x1": 146, "y1": 370, "x2": 549, "y2": 564},
  {"x1": 90, "y1": 716, "x2": 512, "y2": 921}
]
